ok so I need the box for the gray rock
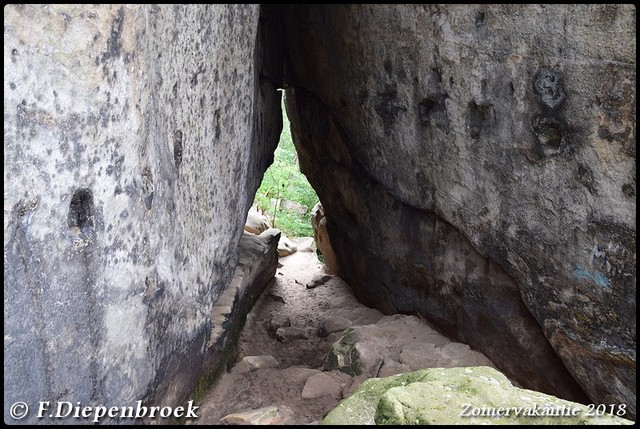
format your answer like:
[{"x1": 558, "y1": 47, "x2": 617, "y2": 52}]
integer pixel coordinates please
[
  {"x1": 268, "y1": 291, "x2": 286, "y2": 303},
  {"x1": 276, "y1": 326, "x2": 308, "y2": 343},
  {"x1": 377, "y1": 358, "x2": 411, "y2": 378},
  {"x1": 268, "y1": 314, "x2": 291, "y2": 333},
  {"x1": 262, "y1": 228, "x2": 299, "y2": 257},
  {"x1": 318, "y1": 316, "x2": 352, "y2": 337},
  {"x1": 5, "y1": 3, "x2": 635, "y2": 423},
  {"x1": 291, "y1": 236, "x2": 316, "y2": 253},
  {"x1": 306, "y1": 273, "x2": 333, "y2": 289},
  {"x1": 3, "y1": 4, "x2": 283, "y2": 423},
  {"x1": 234, "y1": 355, "x2": 280, "y2": 374},
  {"x1": 324, "y1": 315, "x2": 495, "y2": 378},
  {"x1": 220, "y1": 405, "x2": 285, "y2": 425},
  {"x1": 278, "y1": 234, "x2": 298, "y2": 257},
  {"x1": 301, "y1": 371, "x2": 349, "y2": 400},
  {"x1": 283, "y1": 3, "x2": 635, "y2": 413}
]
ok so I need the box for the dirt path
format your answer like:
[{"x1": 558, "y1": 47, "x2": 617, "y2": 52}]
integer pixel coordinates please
[{"x1": 193, "y1": 238, "x2": 495, "y2": 425}]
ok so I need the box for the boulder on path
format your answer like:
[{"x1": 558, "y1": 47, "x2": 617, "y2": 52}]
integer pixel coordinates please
[
  {"x1": 220, "y1": 405, "x2": 285, "y2": 425},
  {"x1": 261, "y1": 227, "x2": 298, "y2": 257},
  {"x1": 268, "y1": 313, "x2": 291, "y2": 334},
  {"x1": 276, "y1": 326, "x2": 308, "y2": 343},
  {"x1": 324, "y1": 315, "x2": 494, "y2": 378},
  {"x1": 301, "y1": 371, "x2": 350, "y2": 400},
  {"x1": 318, "y1": 316, "x2": 352, "y2": 337},
  {"x1": 322, "y1": 366, "x2": 634, "y2": 425},
  {"x1": 306, "y1": 273, "x2": 332, "y2": 289}
]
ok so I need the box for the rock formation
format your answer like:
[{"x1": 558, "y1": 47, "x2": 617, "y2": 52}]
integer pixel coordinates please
[
  {"x1": 322, "y1": 367, "x2": 634, "y2": 425},
  {"x1": 4, "y1": 3, "x2": 635, "y2": 424},
  {"x1": 311, "y1": 202, "x2": 338, "y2": 274},
  {"x1": 4, "y1": 4, "x2": 282, "y2": 423},
  {"x1": 283, "y1": 4, "x2": 635, "y2": 415}
]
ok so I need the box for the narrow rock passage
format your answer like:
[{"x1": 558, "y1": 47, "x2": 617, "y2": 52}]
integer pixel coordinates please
[{"x1": 193, "y1": 238, "x2": 496, "y2": 425}]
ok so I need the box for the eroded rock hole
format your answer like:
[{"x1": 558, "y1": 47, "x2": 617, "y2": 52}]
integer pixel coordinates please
[
  {"x1": 468, "y1": 100, "x2": 493, "y2": 139},
  {"x1": 68, "y1": 188, "x2": 94, "y2": 234},
  {"x1": 533, "y1": 68, "x2": 566, "y2": 110},
  {"x1": 532, "y1": 115, "x2": 563, "y2": 148},
  {"x1": 173, "y1": 129, "x2": 183, "y2": 168}
]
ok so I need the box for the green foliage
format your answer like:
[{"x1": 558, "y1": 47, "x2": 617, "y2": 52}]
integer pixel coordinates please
[{"x1": 253, "y1": 100, "x2": 319, "y2": 238}]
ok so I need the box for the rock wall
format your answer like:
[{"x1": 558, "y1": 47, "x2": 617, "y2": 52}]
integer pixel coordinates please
[
  {"x1": 4, "y1": 4, "x2": 281, "y2": 424},
  {"x1": 283, "y1": 4, "x2": 635, "y2": 415}
]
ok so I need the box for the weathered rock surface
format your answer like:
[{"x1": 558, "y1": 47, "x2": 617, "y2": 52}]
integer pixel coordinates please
[
  {"x1": 234, "y1": 355, "x2": 280, "y2": 374},
  {"x1": 324, "y1": 315, "x2": 495, "y2": 378},
  {"x1": 300, "y1": 371, "x2": 350, "y2": 400},
  {"x1": 311, "y1": 202, "x2": 338, "y2": 274},
  {"x1": 283, "y1": 4, "x2": 635, "y2": 414},
  {"x1": 4, "y1": 4, "x2": 282, "y2": 423},
  {"x1": 268, "y1": 313, "x2": 291, "y2": 334},
  {"x1": 5, "y1": 3, "x2": 635, "y2": 424},
  {"x1": 306, "y1": 273, "x2": 333, "y2": 289},
  {"x1": 260, "y1": 227, "x2": 298, "y2": 257},
  {"x1": 276, "y1": 326, "x2": 308, "y2": 343},
  {"x1": 322, "y1": 367, "x2": 634, "y2": 425},
  {"x1": 277, "y1": 234, "x2": 298, "y2": 257},
  {"x1": 318, "y1": 316, "x2": 352, "y2": 337},
  {"x1": 244, "y1": 208, "x2": 272, "y2": 235},
  {"x1": 220, "y1": 405, "x2": 286, "y2": 425}
]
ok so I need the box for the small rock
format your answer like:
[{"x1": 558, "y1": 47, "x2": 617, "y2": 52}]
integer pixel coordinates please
[
  {"x1": 269, "y1": 314, "x2": 291, "y2": 333},
  {"x1": 278, "y1": 234, "x2": 298, "y2": 257},
  {"x1": 306, "y1": 273, "x2": 332, "y2": 289},
  {"x1": 377, "y1": 358, "x2": 411, "y2": 378},
  {"x1": 220, "y1": 405, "x2": 284, "y2": 425},
  {"x1": 269, "y1": 291, "x2": 285, "y2": 303},
  {"x1": 318, "y1": 316, "x2": 352, "y2": 337},
  {"x1": 439, "y1": 342, "x2": 470, "y2": 358},
  {"x1": 301, "y1": 372, "x2": 345, "y2": 399},
  {"x1": 276, "y1": 326, "x2": 308, "y2": 343},
  {"x1": 234, "y1": 355, "x2": 280, "y2": 374},
  {"x1": 293, "y1": 236, "x2": 316, "y2": 252},
  {"x1": 244, "y1": 208, "x2": 271, "y2": 235}
]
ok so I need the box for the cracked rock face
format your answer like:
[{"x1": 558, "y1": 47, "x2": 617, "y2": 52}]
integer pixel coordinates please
[
  {"x1": 283, "y1": 4, "x2": 635, "y2": 416},
  {"x1": 4, "y1": 4, "x2": 281, "y2": 423}
]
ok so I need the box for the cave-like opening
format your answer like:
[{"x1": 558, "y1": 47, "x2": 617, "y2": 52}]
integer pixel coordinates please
[{"x1": 250, "y1": 92, "x2": 319, "y2": 239}]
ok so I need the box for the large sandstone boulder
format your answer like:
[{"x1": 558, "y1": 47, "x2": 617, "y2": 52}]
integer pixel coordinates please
[
  {"x1": 283, "y1": 4, "x2": 635, "y2": 414},
  {"x1": 322, "y1": 367, "x2": 634, "y2": 425},
  {"x1": 4, "y1": 4, "x2": 282, "y2": 423}
]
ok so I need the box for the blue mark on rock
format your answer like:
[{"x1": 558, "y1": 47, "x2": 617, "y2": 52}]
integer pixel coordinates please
[{"x1": 573, "y1": 263, "x2": 611, "y2": 289}]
